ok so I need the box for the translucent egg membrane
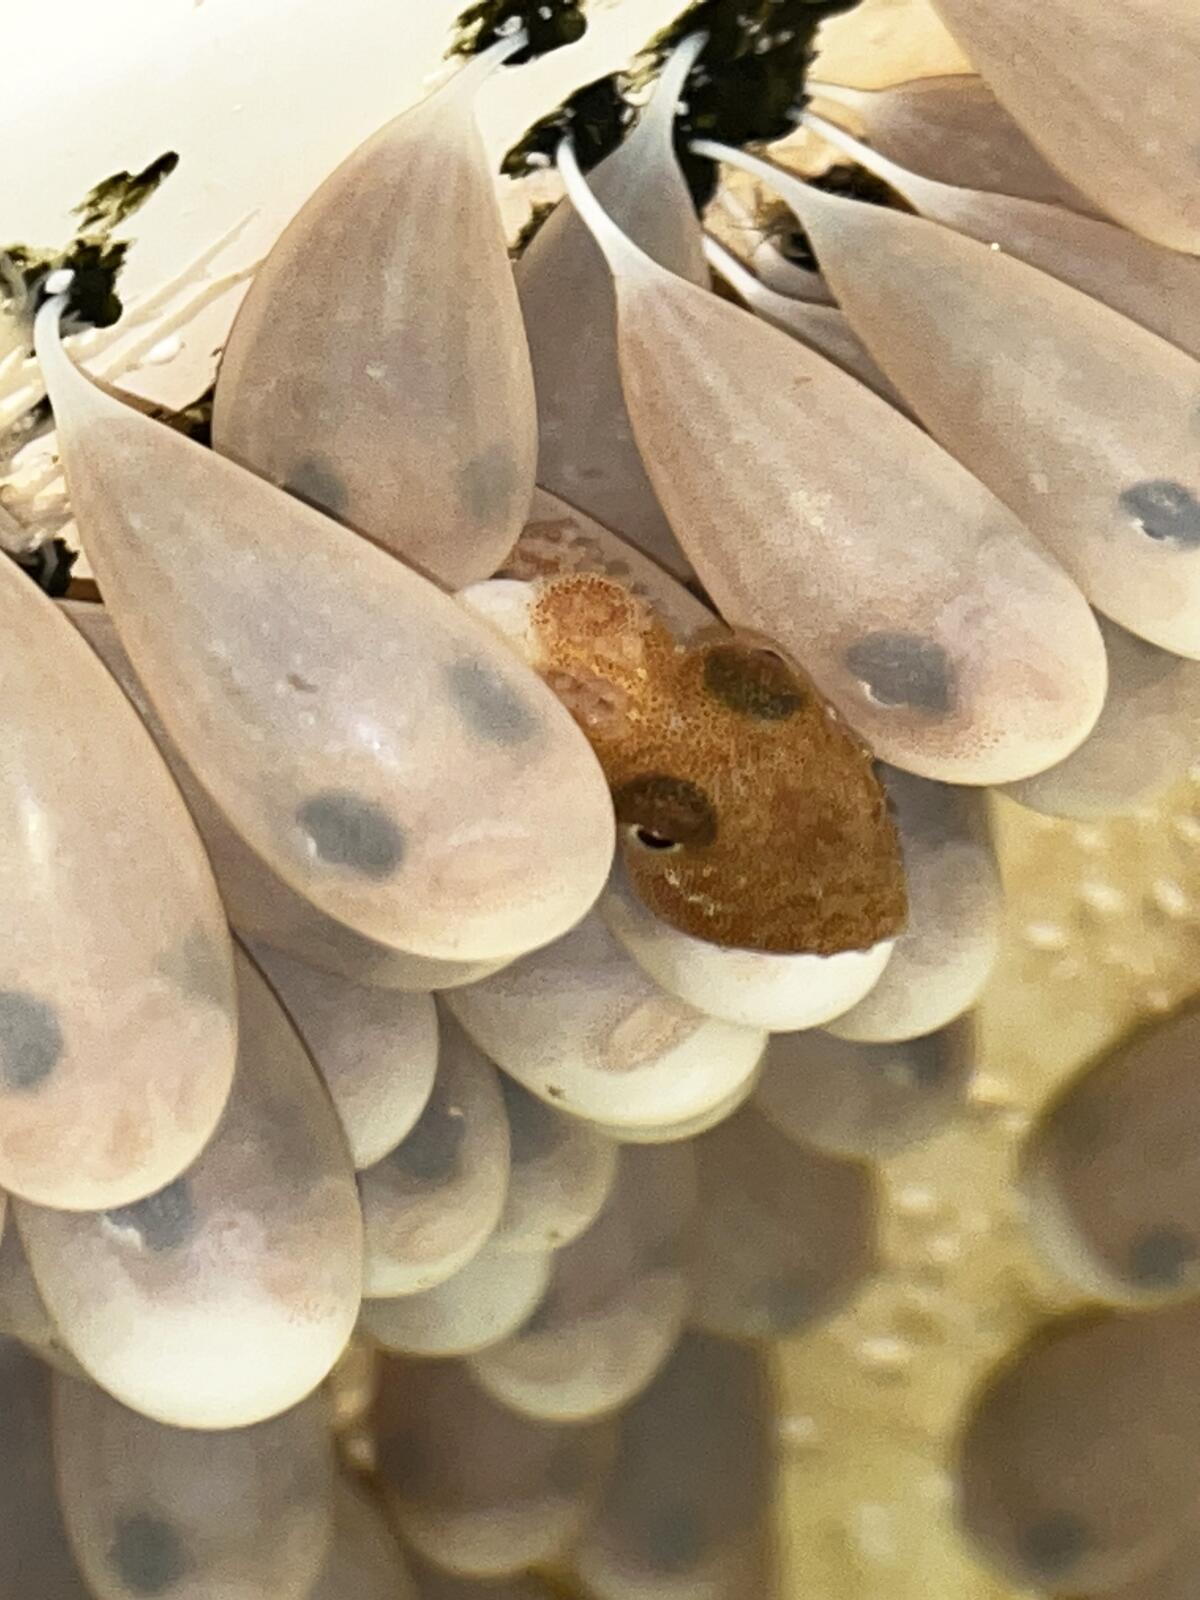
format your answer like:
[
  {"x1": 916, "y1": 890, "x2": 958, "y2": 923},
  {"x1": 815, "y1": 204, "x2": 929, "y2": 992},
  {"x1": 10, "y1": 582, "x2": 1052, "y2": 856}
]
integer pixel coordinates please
[
  {"x1": 212, "y1": 39, "x2": 537, "y2": 589},
  {"x1": 53, "y1": 1374, "x2": 334, "y2": 1600},
  {"x1": 15, "y1": 948, "x2": 363, "y2": 1429},
  {"x1": 556, "y1": 138, "x2": 1106, "y2": 785},
  {"x1": 36, "y1": 299, "x2": 614, "y2": 965},
  {"x1": 62, "y1": 603, "x2": 508, "y2": 992},
  {"x1": 372, "y1": 1355, "x2": 614, "y2": 1579},
  {"x1": 0, "y1": 564, "x2": 236, "y2": 1211},
  {"x1": 362, "y1": 1240, "x2": 550, "y2": 1359},
  {"x1": 308, "y1": 1484, "x2": 417, "y2": 1600}
]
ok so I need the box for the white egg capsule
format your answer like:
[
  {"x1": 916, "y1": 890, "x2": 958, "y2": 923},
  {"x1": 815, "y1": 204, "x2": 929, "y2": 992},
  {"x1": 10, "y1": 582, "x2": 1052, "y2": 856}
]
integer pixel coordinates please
[
  {"x1": 248, "y1": 943, "x2": 437, "y2": 1170},
  {"x1": 16, "y1": 948, "x2": 363, "y2": 1429},
  {"x1": 557, "y1": 137, "x2": 1105, "y2": 784},
  {"x1": 701, "y1": 143, "x2": 1200, "y2": 658},
  {"x1": 755, "y1": 1017, "x2": 974, "y2": 1159},
  {"x1": 926, "y1": 0, "x2": 1200, "y2": 251},
  {"x1": 690, "y1": 1105, "x2": 878, "y2": 1340},
  {"x1": 36, "y1": 297, "x2": 615, "y2": 965},
  {"x1": 490, "y1": 1074, "x2": 617, "y2": 1252},
  {"x1": 829, "y1": 767, "x2": 1000, "y2": 1043},
  {"x1": 361, "y1": 1241, "x2": 550, "y2": 1359},
  {"x1": 52, "y1": 1374, "x2": 334, "y2": 1600},
  {"x1": 212, "y1": 38, "x2": 536, "y2": 588},
  {"x1": 372, "y1": 1356, "x2": 614, "y2": 1580},
  {"x1": 0, "y1": 563, "x2": 236, "y2": 1211},
  {"x1": 468, "y1": 1144, "x2": 694, "y2": 1423},
  {"x1": 357, "y1": 1009, "x2": 509, "y2": 1298},
  {"x1": 62, "y1": 602, "x2": 508, "y2": 993},
  {"x1": 446, "y1": 908, "x2": 765, "y2": 1131},
  {"x1": 516, "y1": 34, "x2": 709, "y2": 577}
]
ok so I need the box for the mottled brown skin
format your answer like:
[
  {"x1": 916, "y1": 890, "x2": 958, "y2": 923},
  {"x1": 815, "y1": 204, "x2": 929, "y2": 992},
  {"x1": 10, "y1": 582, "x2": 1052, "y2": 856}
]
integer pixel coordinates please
[{"x1": 523, "y1": 571, "x2": 907, "y2": 956}]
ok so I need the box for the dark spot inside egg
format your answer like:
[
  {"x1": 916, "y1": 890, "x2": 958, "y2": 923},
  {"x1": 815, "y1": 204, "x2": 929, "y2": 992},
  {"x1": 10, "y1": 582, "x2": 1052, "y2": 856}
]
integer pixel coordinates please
[
  {"x1": 105, "y1": 1177, "x2": 196, "y2": 1253},
  {"x1": 296, "y1": 791, "x2": 405, "y2": 879},
  {"x1": 1019, "y1": 1514, "x2": 1089, "y2": 1579},
  {"x1": 109, "y1": 1513, "x2": 188, "y2": 1596},
  {"x1": 446, "y1": 657, "x2": 538, "y2": 746},
  {"x1": 388, "y1": 1095, "x2": 467, "y2": 1184},
  {"x1": 763, "y1": 1273, "x2": 818, "y2": 1333},
  {"x1": 1127, "y1": 1226, "x2": 1197, "y2": 1287},
  {"x1": 458, "y1": 440, "x2": 520, "y2": 524},
  {"x1": 638, "y1": 1502, "x2": 708, "y2": 1570},
  {"x1": 160, "y1": 925, "x2": 229, "y2": 1011},
  {"x1": 845, "y1": 632, "x2": 955, "y2": 715},
  {"x1": 0, "y1": 991, "x2": 64, "y2": 1092},
  {"x1": 283, "y1": 454, "x2": 349, "y2": 518},
  {"x1": 500, "y1": 1074, "x2": 566, "y2": 1165},
  {"x1": 1119, "y1": 479, "x2": 1200, "y2": 546}
]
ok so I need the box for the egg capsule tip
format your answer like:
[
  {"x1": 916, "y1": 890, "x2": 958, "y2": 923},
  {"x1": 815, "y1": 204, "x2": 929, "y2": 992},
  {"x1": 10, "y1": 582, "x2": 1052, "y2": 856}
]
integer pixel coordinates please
[
  {"x1": 803, "y1": 109, "x2": 941, "y2": 208},
  {"x1": 692, "y1": 138, "x2": 839, "y2": 229},
  {"x1": 555, "y1": 136, "x2": 660, "y2": 284},
  {"x1": 639, "y1": 28, "x2": 708, "y2": 136}
]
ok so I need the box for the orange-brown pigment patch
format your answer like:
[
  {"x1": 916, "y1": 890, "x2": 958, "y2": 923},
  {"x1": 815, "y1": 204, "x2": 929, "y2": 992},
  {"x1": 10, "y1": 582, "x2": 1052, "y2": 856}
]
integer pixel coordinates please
[{"x1": 528, "y1": 574, "x2": 907, "y2": 956}]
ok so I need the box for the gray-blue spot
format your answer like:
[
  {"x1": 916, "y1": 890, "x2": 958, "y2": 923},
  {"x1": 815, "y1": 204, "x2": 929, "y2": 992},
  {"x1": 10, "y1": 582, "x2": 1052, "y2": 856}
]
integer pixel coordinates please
[
  {"x1": 458, "y1": 441, "x2": 521, "y2": 525},
  {"x1": 446, "y1": 657, "x2": 538, "y2": 747},
  {"x1": 110, "y1": 1514, "x2": 188, "y2": 1596},
  {"x1": 296, "y1": 792, "x2": 405, "y2": 879},
  {"x1": 1120, "y1": 479, "x2": 1200, "y2": 546},
  {"x1": 388, "y1": 1093, "x2": 465, "y2": 1184},
  {"x1": 900, "y1": 1036, "x2": 949, "y2": 1088},
  {"x1": 1127, "y1": 1226, "x2": 1196, "y2": 1287},
  {"x1": 106, "y1": 1177, "x2": 195, "y2": 1253},
  {"x1": 845, "y1": 633, "x2": 955, "y2": 715},
  {"x1": 0, "y1": 991, "x2": 63, "y2": 1092},
  {"x1": 283, "y1": 455, "x2": 348, "y2": 519},
  {"x1": 1020, "y1": 1514, "x2": 1089, "y2": 1579},
  {"x1": 763, "y1": 1273, "x2": 818, "y2": 1333},
  {"x1": 500, "y1": 1075, "x2": 564, "y2": 1166},
  {"x1": 160, "y1": 927, "x2": 229, "y2": 1011}
]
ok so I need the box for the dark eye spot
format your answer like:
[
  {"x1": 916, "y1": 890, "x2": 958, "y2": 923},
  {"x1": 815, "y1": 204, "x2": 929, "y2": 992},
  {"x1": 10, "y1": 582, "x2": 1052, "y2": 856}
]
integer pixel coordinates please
[
  {"x1": 458, "y1": 441, "x2": 520, "y2": 523},
  {"x1": 763, "y1": 1273, "x2": 818, "y2": 1333},
  {"x1": 1020, "y1": 1514, "x2": 1089, "y2": 1579},
  {"x1": 845, "y1": 633, "x2": 955, "y2": 715},
  {"x1": 105, "y1": 1177, "x2": 195, "y2": 1253},
  {"x1": 0, "y1": 991, "x2": 63, "y2": 1092},
  {"x1": 703, "y1": 642, "x2": 806, "y2": 720},
  {"x1": 500, "y1": 1075, "x2": 565, "y2": 1165},
  {"x1": 639, "y1": 1504, "x2": 708, "y2": 1570},
  {"x1": 613, "y1": 774, "x2": 717, "y2": 849},
  {"x1": 160, "y1": 926, "x2": 230, "y2": 1011},
  {"x1": 388, "y1": 1095, "x2": 466, "y2": 1184},
  {"x1": 296, "y1": 792, "x2": 405, "y2": 879},
  {"x1": 1119, "y1": 479, "x2": 1200, "y2": 546},
  {"x1": 446, "y1": 657, "x2": 538, "y2": 746},
  {"x1": 897, "y1": 1036, "x2": 948, "y2": 1088},
  {"x1": 283, "y1": 454, "x2": 348, "y2": 518},
  {"x1": 1127, "y1": 1226, "x2": 1197, "y2": 1287},
  {"x1": 110, "y1": 1513, "x2": 188, "y2": 1595}
]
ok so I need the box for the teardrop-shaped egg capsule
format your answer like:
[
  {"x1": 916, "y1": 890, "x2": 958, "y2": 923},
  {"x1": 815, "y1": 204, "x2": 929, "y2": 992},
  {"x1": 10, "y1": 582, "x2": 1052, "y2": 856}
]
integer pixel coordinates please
[
  {"x1": 755, "y1": 1017, "x2": 974, "y2": 1159},
  {"x1": 1021, "y1": 1002, "x2": 1200, "y2": 1306},
  {"x1": 558, "y1": 139, "x2": 1106, "y2": 782},
  {"x1": 372, "y1": 1356, "x2": 614, "y2": 1579},
  {"x1": 956, "y1": 1304, "x2": 1200, "y2": 1592},
  {"x1": 211, "y1": 39, "x2": 536, "y2": 587},
  {"x1": 0, "y1": 565, "x2": 236, "y2": 1211},
  {"x1": 690, "y1": 1106, "x2": 877, "y2": 1340},
  {"x1": 1000, "y1": 615, "x2": 1200, "y2": 819},
  {"x1": 704, "y1": 235, "x2": 912, "y2": 412},
  {"x1": 16, "y1": 948, "x2": 363, "y2": 1429},
  {"x1": 358, "y1": 1010, "x2": 509, "y2": 1297},
  {"x1": 0, "y1": 1221, "x2": 83, "y2": 1377},
  {"x1": 926, "y1": 0, "x2": 1200, "y2": 251},
  {"x1": 37, "y1": 300, "x2": 614, "y2": 963},
  {"x1": 0, "y1": 1340, "x2": 93, "y2": 1600},
  {"x1": 468, "y1": 1145, "x2": 694, "y2": 1423},
  {"x1": 573, "y1": 1331, "x2": 777, "y2": 1600},
  {"x1": 361, "y1": 1241, "x2": 551, "y2": 1358},
  {"x1": 248, "y1": 943, "x2": 437, "y2": 1170},
  {"x1": 808, "y1": 76, "x2": 1096, "y2": 211},
  {"x1": 698, "y1": 148, "x2": 1200, "y2": 657},
  {"x1": 600, "y1": 864, "x2": 893, "y2": 1032},
  {"x1": 445, "y1": 910, "x2": 766, "y2": 1131},
  {"x1": 491, "y1": 1076, "x2": 617, "y2": 1253},
  {"x1": 807, "y1": 111, "x2": 1200, "y2": 361},
  {"x1": 516, "y1": 34, "x2": 709, "y2": 577},
  {"x1": 310, "y1": 1484, "x2": 418, "y2": 1600},
  {"x1": 62, "y1": 602, "x2": 508, "y2": 994},
  {"x1": 52, "y1": 1375, "x2": 334, "y2": 1600},
  {"x1": 828, "y1": 768, "x2": 1000, "y2": 1042}
]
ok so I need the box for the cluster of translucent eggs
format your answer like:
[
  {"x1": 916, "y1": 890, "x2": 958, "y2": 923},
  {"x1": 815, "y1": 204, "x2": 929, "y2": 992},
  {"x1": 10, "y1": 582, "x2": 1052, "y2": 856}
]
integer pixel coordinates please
[{"x1": 1, "y1": 0, "x2": 1199, "y2": 1593}]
